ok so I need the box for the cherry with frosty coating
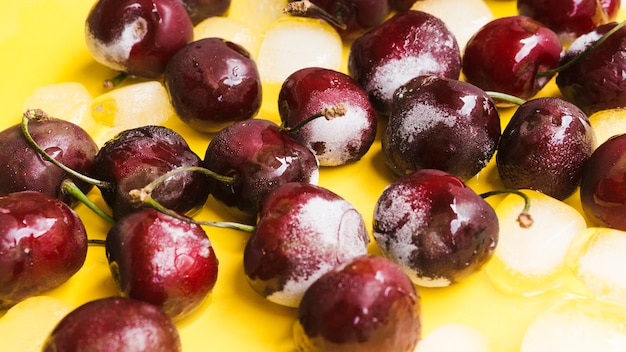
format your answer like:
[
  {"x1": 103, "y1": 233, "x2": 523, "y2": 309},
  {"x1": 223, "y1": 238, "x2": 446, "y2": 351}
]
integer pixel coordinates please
[
  {"x1": 278, "y1": 67, "x2": 377, "y2": 166},
  {"x1": 164, "y1": 37, "x2": 262, "y2": 133},
  {"x1": 373, "y1": 169, "x2": 499, "y2": 287},
  {"x1": 580, "y1": 133, "x2": 626, "y2": 230},
  {"x1": 0, "y1": 191, "x2": 88, "y2": 310},
  {"x1": 295, "y1": 255, "x2": 421, "y2": 352},
  {"x1": 382, "y1": 75, "x2": 500, "y2": 181},
  {"x1": 85, "y1": 0, "x2": 194, "y2": 79},
  {"x1": 0, "y1": 110, "x2": 99, "y2": 206},
  {"x1": 93, "y1": 125, "x2": 210, "y2": 220},
  {"x1": 106, "y1": 208, "x2": 219, "y2": 319},
  {"x1": 517, "y1": 0, "x2": 610, "y2": 43},
  {"x1": 496, "y1": 97, "x2": 595, "y2": 200},
  {"x1": 203, "y1": 118, "x2": 320, "y2": 224},
  {"x1": 348, "y1": 10, "x2": 461, "y2": 115},
  {"x1": 556, "y1": 22, "x2": 626, "y2": 115},
  {"x1": 243, "y1": 182, "x2": 369, "y2": 307},
  {"x1": 462, "y1": 15, "x2": 562, "y2": 102},
  {"x1": 42, "y1": 297, "x2": 182, "y2": 352}
]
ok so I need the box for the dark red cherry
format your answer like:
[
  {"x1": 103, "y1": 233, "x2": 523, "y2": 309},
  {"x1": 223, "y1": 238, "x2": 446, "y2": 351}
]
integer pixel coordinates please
[
  {"x1": 497, "y1": 97, "x2": 595, "y2": 200},
  {"x1": 164, "y1": 37, "x2": 262, "y2": 133},
  {"x1": 383, "y1": 75, "x2": 501, "y2": 181},
  {"x1": 580, "y1": 133, "x2": 626, "y2": 230},
  {"x1": 556, "y1": 22, "x2": 626, "y2": 115},
  {"x1": 348, "y1": 10, "x2": 461, "y2": 115},
  {"x1": 0, "y1": 191, "x2": 88, "y2": 310},
  {"x1": 203, "y1": 119, "x2": 320, "y2": 224},
  {"x1": 42, "y1": 297, "x2": 182, "y2": 352},
  {"x1": 106, "y1": 208, "x2": 219, "y2": 319},
  {"x1": 93, "y1": 125, "x2": 210, "y2": 220},
  {"x1": 373, "y1": 169, "x2": 499, "y2": 287},
  {"x1": 462, "y1": 15, "x2": 562, "y2": 102},
  {"x1": 85, "y1": 0, "x2": 194, "y2": 79},
  {"x1": 295, "y1": 255, "x2": 421, "y2": 352},
  {"x1": 517, "y1": 0, "x2": 609, "y2": 43},
  {"x1": 0, "y1": 110, "x2": 98, "y2": 206},
  {"x1": 278, "y1": 67, "x2": 377, "y2": 166}
]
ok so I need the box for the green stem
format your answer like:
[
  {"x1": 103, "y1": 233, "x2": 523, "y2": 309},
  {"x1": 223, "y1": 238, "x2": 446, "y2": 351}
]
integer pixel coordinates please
[
  {"x1": 538, "y1": 19, "x2": 626, "y2": 77},
  {"x1": 88, "y1": 239, "x2": 106, "y2": 246},
  {"x1": 103, "y1": 72, "x2": 128, "y2": 89},
  {"x1": 21, "y1": 109, "x2": 114, "y2": 190},
  {"x1": 61, "y1": 179, "x2": 115, "y2": 224},
  {"x1": 480, "y1": 189, "x2": 533, "y2": 228},
  {"x1": 486, "y1": 91, "x2": 526, "y2": 106}
]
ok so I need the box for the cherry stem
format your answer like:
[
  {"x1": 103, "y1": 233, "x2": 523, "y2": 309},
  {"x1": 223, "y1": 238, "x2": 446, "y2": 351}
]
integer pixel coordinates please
[
  {"x1": 538, "y1": 19, "x2": 626, "y2": 77},
  {"x1": 20, "y1": 109, "x2": 114, "y2": 190},
  {"x1": 486, "y1": 91, "x2": 526, "y2": 106},
  {"x1": 103, "y1": 72, "x2": 128, "y2": 90},
  {"x1": 281, "y1": 103, "x2": 347, "y2": 133},
  {"x1": 61, "y1": 179, "x2": 115, "y2": 224},
  {"x1": 283, "y1": 0, "x2": 348, "y2": 29},
  {"x1": 88, "y1": 239, "x2": 106, "y2": 246},
  {"x1": 479, "y1": 189, "x2": 533, "y2": 228}
]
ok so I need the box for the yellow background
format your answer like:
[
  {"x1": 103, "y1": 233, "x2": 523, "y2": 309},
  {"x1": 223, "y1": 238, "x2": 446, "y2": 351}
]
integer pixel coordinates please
[{"x1": 0, "y1": 1, "x2": 611, "y2": 351}]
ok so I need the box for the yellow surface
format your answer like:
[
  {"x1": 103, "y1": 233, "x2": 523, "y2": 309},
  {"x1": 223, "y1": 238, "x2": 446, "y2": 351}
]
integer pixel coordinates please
[{"x1": 0, "y1": 1, "x2": 619, "y2": 351}]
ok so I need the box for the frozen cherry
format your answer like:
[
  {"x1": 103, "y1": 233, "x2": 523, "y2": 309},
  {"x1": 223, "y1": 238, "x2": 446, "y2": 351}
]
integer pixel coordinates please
[
  {"x1": 0, "y1": 191, "x2": 88, "y2": 310},
  {"x1": 164, "y1": 37, "x2": 262, "y2": 133},
  {"x1": 94, "y1": 125, "x2": 210, "y2": 220},
  {"x1": 348, "y1": 10, "x2": 461, "y2": 115},
  {"x1": 243, "y1": 182, "x2": 369, "y2": 307},
  {"x1": 580, "y1": 133, "x2": 626, "y2": 230},
  {"x1": 497, "y1": 97, "x2": 595, "y2": 200},
  {"x1": 0, "y1": 110, "x2": 98, "y2": 206},
  {"x1": 382, "y1": 75, "x2": 500, "y2": 181},
  {"x1": 203, "y1": 118, "x2": 320, "y2": 224},
  {"x1": 278, "y1": 67, "x2": 377, "y2": 166},
  {"x1": 42, "y1": 297, "x2": 182, "y2": 352},
  {"x1": 373, "y1": 169, "x2": 499, "y2": 287},
  {"x1": 85, "y1": 0, "x2": 194, "y2": 79},
  {"x1": 106, "y1": 208, "x2": 219, "y2": 319},
  {"x1": 556, "y1": 22, "x2": 626, "y2": 115},
  {"x1": 462, "y1": 15, "x2": 562, "y2": 102},
  {"x1": 294, "y1": 255, "x2": 421, "y2": 352},
  {"x1": 517, "y1": 0, "x2": 610, "y2": 43},
  {"x1": 177, "y1": 0, "x2": 231, "y2": 25}
]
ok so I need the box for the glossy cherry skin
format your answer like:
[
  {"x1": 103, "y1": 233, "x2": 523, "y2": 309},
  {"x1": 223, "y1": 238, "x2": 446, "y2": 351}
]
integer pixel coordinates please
[
  {"x1": 244, "y1": 182, "x2": 369, "y2": 307},
  {"x1": 0, "y1": 112, "x2": 98, "y2": 206},
  {"x1": 556, "y1": 22, "x2": 626, "y2": 115},
  {"x1": 85, "y1": 0, "x2": 194, "y2": 78},
  {"x1": 383, "y1": 75, "x2": 501, "y2": 181},
  {"x1": 373, "y1": 169, "x2": 499, "y2": 287},
  {"x1": 580, "y1": 134, "x2": 626, "y2": 230},
  {"x1": 203, "y1": 119, "x2": 320, "y2": 224},
  {"x1": 497, "y1": 97, "x2": 595, "y2": 200},
  {"x1": 93, "y1": 125, "x2": 210, "y2": 220},
  {"x1": 517, "y1": 0, "x2": 609, "y2": 43},
  {"x1": 278, "y1": 67, "x2": 377, "y2": 166},
  {"x1": 348, "y1": 10, "x2": 461, "y2": 115},
  {"x1": 106, "y1": 208, "x2": 219, "y2": 319},
  {"x1": 177, "y1": 0, "x2": 231, "y2": 25},
  {"x1": 42, "y1": 297, "x2": 182, "y2": 352},
  {"x1": 0, "y1": 191, "x2": 88, "y2": 310},
  {"x1": 164, "y1": 38, "x2": 262, "y2": 133},
  {"x1": 295, "y1": 255, "x2": 421, "y2": 352},
  {"x1": 462, "y1": 15, "x2": 562, "y2": 101}
]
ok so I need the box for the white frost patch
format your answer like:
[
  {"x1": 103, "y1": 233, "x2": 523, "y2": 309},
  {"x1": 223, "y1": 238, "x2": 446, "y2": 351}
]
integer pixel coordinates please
[
  {"x1": 85, "y1": 17, "x2": 147, "y2": 71},
  {"x1": 151, "y1": 219, "x2": 212, "y2": 278},
  {"x1": 395, "y1": 102, "x2": 456, "y2": 148},
  {"x1": 267, "y1": 196, "x2": 368, "y2": 307}
]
